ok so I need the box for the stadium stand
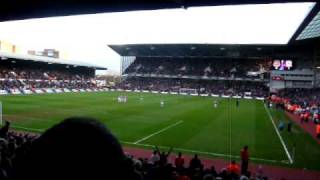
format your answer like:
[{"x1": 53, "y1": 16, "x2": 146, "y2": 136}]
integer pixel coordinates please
[
  {"x1": 278, "y1": 88, "x2": 320, "y2": 107},
  {"x1": 115, "y1": 55, "x2": 271, "y2": 98},
  {"x1": 124, "y1": 57, "x2": 269, "y2": 79},
  {"x1": 0, "y1": 55, "x2": 106, "y2": 95}
]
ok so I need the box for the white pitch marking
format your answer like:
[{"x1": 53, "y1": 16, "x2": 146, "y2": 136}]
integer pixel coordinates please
[
  {"x1": 264, "y1": 104, "x2": 293, "y2": 164},
  {"x1": 122, "y1": 141, "x2": 289, "y2": 164},
  {"x1": 133, "y1": 120, "x2": 183, "y2": 144}
]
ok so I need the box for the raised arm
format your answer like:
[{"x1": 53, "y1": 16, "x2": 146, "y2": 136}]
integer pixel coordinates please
[
  {"x1": 155, "y1": 146, "x2": 160, "y2": 155},
  {"x1": 166, "y1": 147, "x2": 173, "y2": 156}
]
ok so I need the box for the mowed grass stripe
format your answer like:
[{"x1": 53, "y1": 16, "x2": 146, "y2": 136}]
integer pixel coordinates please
[
  {"x1": 1, "y1": 92, "x2": 320, "y2": 170},
  {"x1": 0, "y1": 94, "x2": 285, "y2": 160},
  {"x1": 141, "y1": 98, "x2": 230, "y2": 154}
]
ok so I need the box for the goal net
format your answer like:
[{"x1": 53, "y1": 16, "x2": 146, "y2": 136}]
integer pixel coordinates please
[{"x1": 179, "y1": 88, "x2": 197, "y2": 95}]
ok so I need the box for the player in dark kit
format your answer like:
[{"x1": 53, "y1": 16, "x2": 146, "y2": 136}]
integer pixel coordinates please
[{"x1": 236, "y1": 100, "x2": 239, "y2": 107}]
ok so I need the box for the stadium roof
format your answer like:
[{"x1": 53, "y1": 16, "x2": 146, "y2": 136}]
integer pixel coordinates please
[
  {"x1": 109, "y1": 44, "x2": 313, "y2": 58},
  {"x1": 0, "y1": 51, "x2": 107, "y2": 70},
  {"x1": 0, "y1": 1, "x2": 319, "y2": 44},
  {"x1": 296, "y1": 4, "x2": 320, "y2": 40},
  {"x1": 289, "y1": 2, "x2": 320, "y2": 42},
  {"x1": 0, "y1": 1, "x2": 316, "y2": 22}
]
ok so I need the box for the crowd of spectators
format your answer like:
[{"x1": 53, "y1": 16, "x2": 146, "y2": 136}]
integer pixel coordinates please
[
  {"x1": 277, "y1": 88, "x2": 320, "y2": 107},
  {"x1": 0, "y1": 79, "x2": 97, "y2": 91},
  {"x1": 0, "y1": 118, "x2": 271, "y2": 180},
  {"x1": 0, "y1": 122, "x2": 39, "y2": 179},
  {"x1": 123, "y1": 152, "x2": 256, "y2": 180},
  {"x1": 270, "y1": 88, "x2": 320, "y2": 136},
  {"x1": 118, "y1": 77, "x2": 269, "y2": 97},
  {"x1": 124, "y1": 58, "x2": 269, "y2": 79},
  {"x1": 0, "y1": 66, "x2": 98, "y2": 92},
  {"x1": 0, "y1": 66, "x2": 90, "y2": 81},
  {"x1": 120, "y1": 58, "x2": 270, "y2": 97}
]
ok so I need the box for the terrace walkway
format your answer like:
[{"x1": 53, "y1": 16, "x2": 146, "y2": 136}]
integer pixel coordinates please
[
  {"x1": 124, "y1": 146, "x2": 320, "y2": 180},
  {"x1": 285, "y1": 112, "x2": 320, "y2": 144}
]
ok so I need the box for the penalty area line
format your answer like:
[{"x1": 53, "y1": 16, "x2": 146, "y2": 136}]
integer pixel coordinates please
[
  {"x1": 122, "y1": 141, "x2": 289, "y2": 164},
  {"x1": 133, "y1": 120, "x2": 183, "y2": 144},
  {"x1": 264, "y1": 104, "x2": 293, "y2": 164}
]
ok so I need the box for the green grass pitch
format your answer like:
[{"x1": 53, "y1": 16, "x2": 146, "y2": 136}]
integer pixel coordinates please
[{"x1": 1, "y1": 92, "x2": 320, "y2": 170}]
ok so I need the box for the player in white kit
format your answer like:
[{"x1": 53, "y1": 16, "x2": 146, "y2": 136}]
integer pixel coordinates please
[
  {"x1": 160, "y1": 100, "x2": 165, "y2": 107},
  {"x1": 213, "y1": 100, "x2": 218, "y2": 108}
]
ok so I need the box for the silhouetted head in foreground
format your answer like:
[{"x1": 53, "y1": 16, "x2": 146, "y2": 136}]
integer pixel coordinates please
[{"x1": 13, "y1": 117, "x2": 139, "y2": 180}]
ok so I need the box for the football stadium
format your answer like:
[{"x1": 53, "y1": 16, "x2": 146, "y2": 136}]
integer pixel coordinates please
[{"x1": 0, "y1": 1, "x2": 320, "y2": 180}]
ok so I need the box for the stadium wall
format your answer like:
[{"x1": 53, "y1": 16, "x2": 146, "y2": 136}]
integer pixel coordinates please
[
  {"x1": 0, "y1": 87, "x2": 265, "y2": 100},
  {"x1": 269, "y1": 69, "x2": 315, "y2": 90}
]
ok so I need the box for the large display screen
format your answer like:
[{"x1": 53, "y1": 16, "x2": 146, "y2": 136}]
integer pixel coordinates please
[{"x1": 271, "y1": 59, "x2": 293, "y2": 70}]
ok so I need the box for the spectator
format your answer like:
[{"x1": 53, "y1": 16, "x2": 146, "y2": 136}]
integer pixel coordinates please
[
  {"x1": 255, "y1": 165, "x2": 264, "y2": 180},
  {"x1": 203, "y1": 166, "x2": 217, "y2": 180},
  {"x1": 155, "y1": 146, "x2": 172, "y2": 166},
  {"x1": 209, "y1": 165, "x2": 218, "y2": 177},
  {"x1": 278, "y1": 120, "x2": 285, "y2": 131},
  {"x1": 316, "y1": 123, "x2": 320, "y2": 139},
  {"x1": 150, "y1": 150, "x2": 160, "y2": 165},
  {"x1": 175, "y1": 152, "x2": 185, "y2": 169},
  {"x1": 240, "y1": 146, "x2": 249, "y2": 174},
  {"x1": 203, "y1": 174, "x2": 215, "y2": 180},
  {"x1": 0, "y1": 121, "x2": 10, "y2": 138},
  {"x1": 189, "y1": 154, "x2": 203, "y2": 171},
  {"x1": 287, "y1": 121, "x2": 292, "y2": 133},
  {"x1": 218, "y1": 168, "x2": 228, "y2": 179},
  {"x1": 227, "y1": 160, "x2": 240, "y2": 175},
  {"x1": 12, "y1": 117, "x2": 141, "y2": 180},
  {"x1": 178, "y1": 171, "x2": 191, "y2": 180}
]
